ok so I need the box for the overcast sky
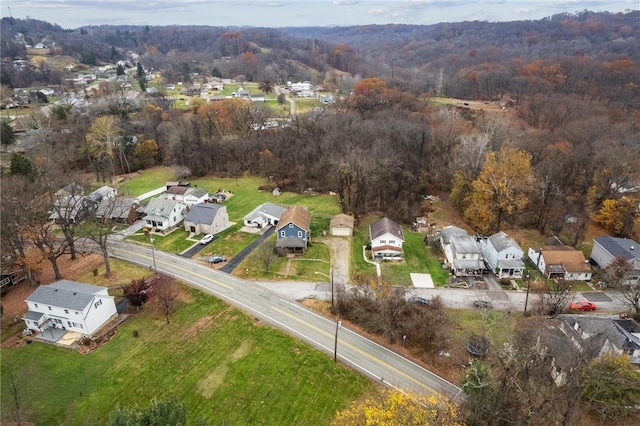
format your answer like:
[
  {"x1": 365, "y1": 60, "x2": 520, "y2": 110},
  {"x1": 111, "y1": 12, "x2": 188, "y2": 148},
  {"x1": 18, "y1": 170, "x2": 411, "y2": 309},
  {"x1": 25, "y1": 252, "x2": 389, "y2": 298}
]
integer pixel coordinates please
[{"x1": 1, "y1": 0, "x2": 637, "y2": 29}]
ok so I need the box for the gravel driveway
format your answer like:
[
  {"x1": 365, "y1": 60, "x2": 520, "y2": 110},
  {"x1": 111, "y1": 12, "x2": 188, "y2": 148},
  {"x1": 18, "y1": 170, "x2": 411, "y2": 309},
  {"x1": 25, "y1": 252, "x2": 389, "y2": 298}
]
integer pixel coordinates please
[{"x1": 322, "y1": 236, "x2": 351, "y2": 285}]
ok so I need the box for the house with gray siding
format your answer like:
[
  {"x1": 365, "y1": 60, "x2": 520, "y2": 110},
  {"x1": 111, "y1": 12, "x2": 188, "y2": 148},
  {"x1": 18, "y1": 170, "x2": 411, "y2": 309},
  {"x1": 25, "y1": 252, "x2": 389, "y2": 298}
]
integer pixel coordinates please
[
  {"x1": 590, "y1": 236, "x2": 640, "y2": 286},
  {"x1": 184, "y1": 203, "x2": 230, "y2": 235}
]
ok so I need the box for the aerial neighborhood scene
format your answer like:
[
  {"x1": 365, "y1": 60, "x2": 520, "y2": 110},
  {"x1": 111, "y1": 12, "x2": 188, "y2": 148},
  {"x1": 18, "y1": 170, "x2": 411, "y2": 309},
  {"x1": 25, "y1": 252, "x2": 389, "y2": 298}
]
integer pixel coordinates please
[{"x1": 2, "y1": 1, "x2": 640, "y2": 424}]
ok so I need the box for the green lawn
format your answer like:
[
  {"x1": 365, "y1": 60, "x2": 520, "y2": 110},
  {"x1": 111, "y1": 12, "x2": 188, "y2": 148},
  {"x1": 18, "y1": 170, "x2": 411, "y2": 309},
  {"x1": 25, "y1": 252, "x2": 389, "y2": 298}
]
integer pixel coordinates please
[
  {"x1": 238, "y1": 238, "x2": 331, "y2": 281},
  {"x1": 128, "y1": 228, "x2": 194, "y2": 254},
  {"x1": 118, "y1": 167, "x2": 177, "y2": 197},
  {"x1": 351, "y1": 216, "x2": 451, "y2": 287},
  {"x1": 0, "y1": 287, "x2": 372, "y2": 425}
]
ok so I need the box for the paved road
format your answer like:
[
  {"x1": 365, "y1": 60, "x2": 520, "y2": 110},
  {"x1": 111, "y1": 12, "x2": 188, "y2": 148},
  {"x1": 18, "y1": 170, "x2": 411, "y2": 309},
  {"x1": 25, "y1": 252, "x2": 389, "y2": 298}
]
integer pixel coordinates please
[{"x1": 110, "y1": 240, "x2": 464, "y2": 402}]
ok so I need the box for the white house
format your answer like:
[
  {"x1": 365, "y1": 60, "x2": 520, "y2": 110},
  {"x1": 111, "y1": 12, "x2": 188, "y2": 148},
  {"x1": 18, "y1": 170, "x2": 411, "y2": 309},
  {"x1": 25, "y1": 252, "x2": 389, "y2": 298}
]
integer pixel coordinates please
[
  {"x1": 183, "y1": 188, "x2": 209, "y2": 206},
  {"x1": 184, "y1": 203, "x2": 230, "y2": 235},
  {"x1": 243, "y1": 202, "x2": 288, "y2": 228},
  {"x1": 481, "y1": 231, "x2": 525, "y2": 279},
  {"x1": 439, "y1": 226, "x2": 484, "y2": 276},
  {"x1": 23, "y1": 280, "x2": 117, "y2": 337},
  {"x1": 142, "y1": 198, "x2": 187, "y2": 231},
  {"x1": 528, "y1": 245, "x2": 592, "y2": 281},
  {"x1": 369, "y1": 217, "x2": 404, "y2": 260},
  {"x1": 590, "y1": 236, "x2": 640, "y2": 286}
]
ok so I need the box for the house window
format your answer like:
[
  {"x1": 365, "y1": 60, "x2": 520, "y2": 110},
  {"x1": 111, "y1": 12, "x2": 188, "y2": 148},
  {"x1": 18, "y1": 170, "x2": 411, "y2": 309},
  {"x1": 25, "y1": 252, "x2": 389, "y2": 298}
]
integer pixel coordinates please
[
  {"x1": 68, "y1": 321, "x2": 73, "y2": 327},
  {"x1": 48, "y1": 306, "x2": 52, "y2": 311},
  {"x1": 380, "y1": 240, "x2": 386, "y2": 244},
  {"x1": 64, "y1": 309, "x2": 69, "y2": 314},
  {"x1": 94, "y1": 299, "x2": 102, "y2": 309},
  {"x1": 76, "y1": 311, "x2": 80, "y2": 315},
  {"x1": 280, "y1": 231, "x2": 286, "y2": 238},
  {"x1": 389, "y1": 240, "x2": 395, "y2": 244},
  {"x1": 289, "y1": 224, "x2": 293, "y2": 228},
  {"x1": 298, "y1": 231, "x2": 302, "y2": 238},
  {"x1": 34, "y1": 303, "x2": 38, "y2": 308}
]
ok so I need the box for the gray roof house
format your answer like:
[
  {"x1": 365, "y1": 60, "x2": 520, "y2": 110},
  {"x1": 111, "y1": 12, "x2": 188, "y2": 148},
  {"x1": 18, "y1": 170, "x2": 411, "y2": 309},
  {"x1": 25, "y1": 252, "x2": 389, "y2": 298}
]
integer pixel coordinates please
[
  {"x1": 96, "y1": 196, "x2": 141, "y2": 225},
  {"x1": 480, "y1": 231, "x2": 525, "y2": 279},
  {"x1": 243, "y1": 202, "x2": 288, "y2": 228},
  {"x1": 23, "y1": 280, "x2": 117, "y2": 338},
  {"x1": 369, "y1": 217, "x2": 404, "y2": 260},
  {"x1": 557, "y1": 314, "x2": 640, "y2": 366},
  {"x1": 590, "y1": 236, "x2": 640, "y2": 286},
  {"x1": 438, "y1": 226, "x2": 484, "y2": 276},
  {"x1": 184, "y1": 203, "x2": 230, "y2": 235},
  {"x1": 142, "y1": 198, "x2": 187, "y2": 231}
]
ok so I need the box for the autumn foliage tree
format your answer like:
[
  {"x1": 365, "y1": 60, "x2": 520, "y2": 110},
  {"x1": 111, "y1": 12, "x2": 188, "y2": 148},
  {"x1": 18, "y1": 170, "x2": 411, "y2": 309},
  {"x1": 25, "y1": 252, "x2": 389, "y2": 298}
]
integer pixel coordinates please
[
  {"x1": 594, "y1": 197, "x2": 640, "y2": 238},
  {"x1": 332, "y1": 388, "x2": 461, "y2": 426},
  {"x1": 465, "y1": 146, "x2": 535, "y2": 233},
  {"x1": 582, "y1": 354, "x2": 640, "y2": 421}
]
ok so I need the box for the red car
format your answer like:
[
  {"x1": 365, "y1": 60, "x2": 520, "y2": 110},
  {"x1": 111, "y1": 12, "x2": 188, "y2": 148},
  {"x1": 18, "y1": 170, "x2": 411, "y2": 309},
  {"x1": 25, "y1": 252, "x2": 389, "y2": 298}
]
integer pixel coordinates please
[{"x1": 570, "y1": 301, "x2": 597, "y2": 311}]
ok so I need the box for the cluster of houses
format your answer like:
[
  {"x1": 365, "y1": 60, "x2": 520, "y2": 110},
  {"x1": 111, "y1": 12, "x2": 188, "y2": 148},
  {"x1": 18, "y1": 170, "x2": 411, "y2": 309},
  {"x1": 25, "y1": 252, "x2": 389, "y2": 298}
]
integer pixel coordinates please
[{"x1": 366, "y1": 216, "x2": 640, "y2": 289}]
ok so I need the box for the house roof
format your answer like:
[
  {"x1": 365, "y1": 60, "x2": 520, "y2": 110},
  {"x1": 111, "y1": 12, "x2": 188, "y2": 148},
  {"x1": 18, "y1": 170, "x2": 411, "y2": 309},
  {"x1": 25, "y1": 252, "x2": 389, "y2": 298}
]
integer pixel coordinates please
[
  {"x1": 488, "y1": 231, "x2": 523, "y2": 254},
  {"x1": 439, "y1": 226, "x2": 469, "y2": 244},
  {"x1": 451, "y1": 235, "x2": 482, "y2": 255},
  {"x1": 542, "y1": 248, "x2": 591, "y2": 273},
  {"x1": 90, "y1": 185, "x2": 116, "y2": 199},
  {"x1": 244, "y1": 202, "x2": 288, "y2": 222},
  {"x1": 370, "y1": 217, "x2": 403, "y2": 241},
  {"x1": 49, "y1": 195, "x2": 87, "y2": 220},
  {"x1": 185, "y1": 203, "x2": 224, "y2": 225},
  {"x1": 276, "y1": 206, "x2": 311, "y2": 232},
  {"x1": 594, "y1": 236, "x2": 640, "y2": 261},
  {"x1": 167, "y1": 186, "x2": 189, "y2": 195},
  {"x1": 186, "y1": 188, "x2": 208, "y2": 199},
  {"x1": 26, "y1": 280, "x2": 106, "y2": 311},
  {"x1": 330, "y1": 214, "x2": 355, "y2": 230},
  {"x1": 558, "y1": 314, "x2": 640, "y2": 356},
  {"x1": 143, "y1": 198, "x2": 183, "y2": 219},
  {"x1": 96, "y1": 197, "x2": 138, "y2": 219}
]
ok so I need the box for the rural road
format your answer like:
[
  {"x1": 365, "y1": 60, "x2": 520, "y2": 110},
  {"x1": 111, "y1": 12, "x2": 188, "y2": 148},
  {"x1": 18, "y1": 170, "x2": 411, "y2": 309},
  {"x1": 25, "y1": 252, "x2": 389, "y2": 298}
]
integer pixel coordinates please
[{"x1": 110, "y1": 240, "x2": 465, "y2": 402}]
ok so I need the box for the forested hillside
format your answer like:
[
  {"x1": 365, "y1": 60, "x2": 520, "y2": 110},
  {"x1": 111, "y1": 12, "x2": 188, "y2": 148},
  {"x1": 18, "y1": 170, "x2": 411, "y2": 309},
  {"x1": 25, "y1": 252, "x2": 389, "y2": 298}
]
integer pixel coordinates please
[{"x1": 1, "y1": 10, "x2": 639, "y2": 244}]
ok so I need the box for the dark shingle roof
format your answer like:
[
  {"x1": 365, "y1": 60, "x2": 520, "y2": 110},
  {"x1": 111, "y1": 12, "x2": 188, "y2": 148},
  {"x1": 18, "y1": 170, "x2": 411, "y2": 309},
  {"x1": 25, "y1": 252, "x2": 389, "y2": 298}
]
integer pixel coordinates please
[
  {"x1": 594, "y1": 236, "x2": 640, "y2": 261},
  {"x1": 185, "y1": 203, "x2": 224, "y2": 225},
  {"x1": 370, "y1": 217, "x2": 403, "y2": 241}
]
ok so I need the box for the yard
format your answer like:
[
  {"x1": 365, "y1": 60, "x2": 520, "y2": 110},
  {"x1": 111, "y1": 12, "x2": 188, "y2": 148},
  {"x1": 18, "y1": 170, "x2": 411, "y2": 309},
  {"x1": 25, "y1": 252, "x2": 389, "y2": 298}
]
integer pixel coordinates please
[
  {"x1": 351, "y1": 215, "x2": 451, "y2": 287},
  {"x1": 0, "y1": 285, "x2": 372, "y2": 425}
]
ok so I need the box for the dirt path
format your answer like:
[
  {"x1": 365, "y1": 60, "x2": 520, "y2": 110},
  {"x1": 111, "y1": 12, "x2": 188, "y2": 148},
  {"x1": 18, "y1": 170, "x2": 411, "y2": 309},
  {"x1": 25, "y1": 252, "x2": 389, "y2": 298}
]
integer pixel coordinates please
[{"x1": 321, "y1": 237, "x2": 351, "y2": 285}]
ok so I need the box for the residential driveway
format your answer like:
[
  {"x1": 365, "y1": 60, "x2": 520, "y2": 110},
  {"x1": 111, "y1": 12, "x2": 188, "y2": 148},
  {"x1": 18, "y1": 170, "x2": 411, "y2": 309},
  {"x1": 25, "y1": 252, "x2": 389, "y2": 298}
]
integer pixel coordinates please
[
  {"x1": 180, "y1": 236, "x2": 216, "y2": 258},
  {"x1": 219, "y1": 227, "x2": 275, "y2": 273},
  {"x1": 322, "y1": 236, "x2": 351, "y2": 285}
]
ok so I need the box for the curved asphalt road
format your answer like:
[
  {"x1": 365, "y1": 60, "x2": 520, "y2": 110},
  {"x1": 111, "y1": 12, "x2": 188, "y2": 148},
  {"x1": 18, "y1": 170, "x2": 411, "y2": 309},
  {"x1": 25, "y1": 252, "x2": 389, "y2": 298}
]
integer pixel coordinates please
[{"x1": 110, "y1": 240, "x2": 465, "y2": 403}]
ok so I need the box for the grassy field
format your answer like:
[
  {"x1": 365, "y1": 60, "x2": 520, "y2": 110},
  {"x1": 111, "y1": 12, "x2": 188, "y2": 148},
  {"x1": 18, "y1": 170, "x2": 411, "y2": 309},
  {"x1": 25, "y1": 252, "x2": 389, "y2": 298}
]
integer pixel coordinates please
[
  {"x1": 0, "y1": 287, "x2": 372, "y2": 425},
  {"x1": 117, "y1": 167, "x2": 177, "y2": 197}
]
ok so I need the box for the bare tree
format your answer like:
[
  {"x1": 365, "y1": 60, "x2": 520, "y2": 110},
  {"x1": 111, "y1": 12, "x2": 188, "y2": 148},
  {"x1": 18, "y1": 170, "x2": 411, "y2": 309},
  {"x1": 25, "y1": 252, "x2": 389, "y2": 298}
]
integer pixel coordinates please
[
  {"x1": 253, "y1": 237, "x2": 278, "y2": 273},
  {"x1": 155, "y1": 276, "x2": 179, "y2": 324},
  {"x1": 603, "y1": 257, "x2": 640, "y2": 314}
]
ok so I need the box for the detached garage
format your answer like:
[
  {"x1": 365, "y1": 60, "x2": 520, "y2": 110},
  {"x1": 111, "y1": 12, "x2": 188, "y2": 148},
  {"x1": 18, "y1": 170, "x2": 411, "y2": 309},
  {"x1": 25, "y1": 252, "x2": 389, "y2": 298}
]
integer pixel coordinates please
[{"x1": 330, "y1": 214, "x2": 355, "y2": 237}]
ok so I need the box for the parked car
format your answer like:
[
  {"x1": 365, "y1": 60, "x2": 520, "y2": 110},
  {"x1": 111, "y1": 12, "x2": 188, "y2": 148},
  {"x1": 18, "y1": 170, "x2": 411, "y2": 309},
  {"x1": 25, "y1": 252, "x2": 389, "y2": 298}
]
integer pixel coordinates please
[
  {"x1": 408, "y1": 296, "x2": 430, "y2": 305},
  {"x1": 208, "y1": 255, "x2": 226, "y2": 264},
  {"x1": 473, "y1": 300, "x2": 493, "y2": 309},
  {"x1": 570, "y1": 301, "x2": 597, "y2": 311},
  {"x1": 200, "y1": 234, "x2": 214, "y2": 245}
]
